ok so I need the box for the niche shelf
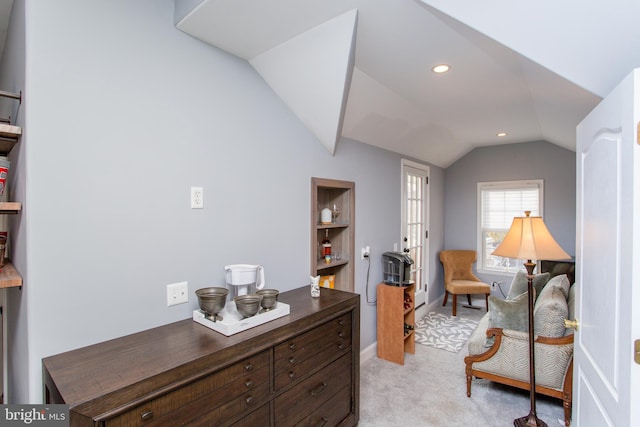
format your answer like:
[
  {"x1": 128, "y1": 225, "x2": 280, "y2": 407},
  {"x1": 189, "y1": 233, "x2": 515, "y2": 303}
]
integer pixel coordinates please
[{"x1": 310, "y1": 178, "x2": 355, "y2": 292}]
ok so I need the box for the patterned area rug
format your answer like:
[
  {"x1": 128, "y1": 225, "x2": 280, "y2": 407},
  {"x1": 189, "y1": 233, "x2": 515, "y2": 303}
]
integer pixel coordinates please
[{"x1": 415, "y1": 312, "x2": 479, "y2": 353}]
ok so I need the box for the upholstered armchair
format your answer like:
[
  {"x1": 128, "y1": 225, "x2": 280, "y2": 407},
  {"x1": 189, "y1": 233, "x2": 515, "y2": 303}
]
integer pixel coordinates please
[
  {"x1": 439, "y1": 250, "x2": 490, "y2": 316},
  {"x1": 464, "y1": 272, "x2": 575, "y2": 426}
]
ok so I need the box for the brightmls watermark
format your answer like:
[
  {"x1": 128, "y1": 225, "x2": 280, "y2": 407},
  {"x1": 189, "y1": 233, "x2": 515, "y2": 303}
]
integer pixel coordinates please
[{"x1": 1, "y1": 405, "x2": 69, "y2": 426}]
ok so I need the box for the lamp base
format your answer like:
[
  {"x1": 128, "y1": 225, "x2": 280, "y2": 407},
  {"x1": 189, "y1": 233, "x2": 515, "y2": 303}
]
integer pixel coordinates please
[{"x1": 514, "y1": 414, "x2": 548, "y2": 427}]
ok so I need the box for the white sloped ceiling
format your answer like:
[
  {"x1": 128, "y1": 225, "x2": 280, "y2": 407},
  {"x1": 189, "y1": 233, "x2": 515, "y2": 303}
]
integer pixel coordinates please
[{"x1": 175, "y1": 0, "x2": 618, "y2": 167}]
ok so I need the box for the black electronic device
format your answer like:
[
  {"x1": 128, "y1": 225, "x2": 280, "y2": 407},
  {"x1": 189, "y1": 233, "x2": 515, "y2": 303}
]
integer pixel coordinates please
[{"x1": 382, "y1": 251, "x2": 414, "y2": 286}]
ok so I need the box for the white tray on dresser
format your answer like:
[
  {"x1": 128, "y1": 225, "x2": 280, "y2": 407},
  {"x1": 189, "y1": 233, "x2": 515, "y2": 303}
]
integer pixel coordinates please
[{"x1": 193, "y1": 301, "x2": 290, "y2": 336}]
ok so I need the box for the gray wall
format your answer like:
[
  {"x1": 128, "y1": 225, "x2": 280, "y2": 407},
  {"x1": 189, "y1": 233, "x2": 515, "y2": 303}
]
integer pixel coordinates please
[
  {"x1": 443, "y1": 140, "x2": 576, "y2": 289},
  {"x1": 0, "y1": 0, "x2": 445, "y2": 402}
]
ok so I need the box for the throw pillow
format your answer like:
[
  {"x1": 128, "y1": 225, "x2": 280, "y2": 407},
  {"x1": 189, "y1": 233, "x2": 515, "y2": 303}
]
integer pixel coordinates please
[
  {"x1": 488, "y1": 291, "x2": 531, "y2": 333},
  {"x1": 507, "y1": 271, "x2": 551, "y2": 300},
  {"x1": 533, "y1": 286, "x2": 569, "y2": 337},
  {"x1": 537, "y1": 274, "x2": 570, "y2": 301}
]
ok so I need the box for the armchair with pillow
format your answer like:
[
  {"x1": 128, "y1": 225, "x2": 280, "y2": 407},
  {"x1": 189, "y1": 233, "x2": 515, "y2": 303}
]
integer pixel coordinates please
[{"x1": 464, "y1": 271, "x2": 576, "y2": 427}]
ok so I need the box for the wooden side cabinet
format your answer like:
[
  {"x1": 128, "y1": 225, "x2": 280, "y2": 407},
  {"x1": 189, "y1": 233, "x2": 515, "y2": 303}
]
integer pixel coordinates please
[
  {"x1": 43, "y1": 286, "x2": 360, "y2": 427},
  {"x1": 376, "y1": 282, "x2": 415, "y2": 365}
]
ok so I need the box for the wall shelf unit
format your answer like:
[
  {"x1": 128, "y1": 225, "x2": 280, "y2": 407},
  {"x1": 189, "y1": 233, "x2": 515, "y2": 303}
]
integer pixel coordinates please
[
  {"x1": 310, "y1": 178, "x2": 355, "y2": 292},
  {"x1": 0, "y1": 113, "x2": 23, "y2": 288}
]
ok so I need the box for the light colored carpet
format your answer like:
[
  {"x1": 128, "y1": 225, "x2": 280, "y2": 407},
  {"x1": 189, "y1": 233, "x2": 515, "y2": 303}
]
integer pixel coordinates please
[
  {"x1": 415, "y1": 312, "x2": 479, "y2": 353},
  {"x1": 360, "y1": 300, "x2": 567, "y2": 426}
]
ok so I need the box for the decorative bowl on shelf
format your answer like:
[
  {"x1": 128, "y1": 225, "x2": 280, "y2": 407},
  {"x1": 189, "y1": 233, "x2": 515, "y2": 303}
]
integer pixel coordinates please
[
  {"x1": 256, "y1": 289, "x2": 279, "y2": 311},
  {"x1": 195, "y1": 287, "x2": 228, "y2": 322},
  {"x1": 234, "y1": 294, "x2": 263, "y2": 318}
]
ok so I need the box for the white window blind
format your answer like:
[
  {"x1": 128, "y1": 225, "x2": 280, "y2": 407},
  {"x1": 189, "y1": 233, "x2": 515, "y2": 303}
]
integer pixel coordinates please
[{"x1": 478, "y1": 180, "x2": 543, "y2": 273}]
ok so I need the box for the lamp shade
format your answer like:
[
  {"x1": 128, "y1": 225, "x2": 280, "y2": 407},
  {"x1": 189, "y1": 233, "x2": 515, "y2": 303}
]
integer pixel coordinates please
[{"x1": 491, "y1": 212, "x2": 571, "y2": 261}]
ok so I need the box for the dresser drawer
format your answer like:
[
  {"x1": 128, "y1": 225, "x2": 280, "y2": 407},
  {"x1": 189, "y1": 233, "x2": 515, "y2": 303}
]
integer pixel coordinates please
[
  {"x1": 294, "y1": 384, "x2": 351, "y2": 427},
  {"x1": 228, "y1": 403, "x2": 270, "y2": 427},
  {"x1": 105, "y1": 351, "x2": 269, "y2": 426},
  {"x1": 274, "y1": 313, "x2": 351, "y2": 390},
  {"x1": 183, "y1": 382, "x2": 271, "y2": 427},
  {"x1": 274, "y1": 352, "x2": 352, "y2": 426}
]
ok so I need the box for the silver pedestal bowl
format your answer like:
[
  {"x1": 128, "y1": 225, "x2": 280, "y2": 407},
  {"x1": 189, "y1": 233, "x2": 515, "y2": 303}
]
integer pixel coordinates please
[
  {"x1": 195, "y1": 287, "x2": 229, "y2": 322},
  {"x1": 234, "y1": 294, "x2": 263, "y2": 318},
  {"x1": 256, "y1": 289, "x2": 279, "y2": 311}
]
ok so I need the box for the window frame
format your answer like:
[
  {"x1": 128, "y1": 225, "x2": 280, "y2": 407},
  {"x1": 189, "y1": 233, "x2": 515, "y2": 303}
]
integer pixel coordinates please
[{"x1": 476, "y1": 179, "x2": 544, "y2": 275}]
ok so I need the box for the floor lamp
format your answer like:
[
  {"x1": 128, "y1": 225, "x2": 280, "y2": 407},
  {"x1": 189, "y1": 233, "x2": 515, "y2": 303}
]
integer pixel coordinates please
[{"x1": 491, "y1": 211, "x2": 571, "y2": 427}]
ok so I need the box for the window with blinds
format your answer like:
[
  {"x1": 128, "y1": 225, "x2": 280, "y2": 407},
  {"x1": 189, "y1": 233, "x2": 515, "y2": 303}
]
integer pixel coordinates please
[{"x1": 477, "y1": 180, "x2": 543, "y2": 273}]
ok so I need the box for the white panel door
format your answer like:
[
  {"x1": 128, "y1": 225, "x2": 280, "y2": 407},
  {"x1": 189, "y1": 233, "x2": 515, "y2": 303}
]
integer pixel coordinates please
[{"x1": 574, "y1": 68, "x2": 640, "y2": 426}]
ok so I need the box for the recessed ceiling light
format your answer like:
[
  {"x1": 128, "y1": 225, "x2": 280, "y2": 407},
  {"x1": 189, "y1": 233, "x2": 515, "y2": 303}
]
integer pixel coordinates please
[
  {"x1": 432, "y1": 64, "x2": 450, "y2": 74},
  {"x1": 497, "y1": 132, "x2": 508, "y2": 137}
]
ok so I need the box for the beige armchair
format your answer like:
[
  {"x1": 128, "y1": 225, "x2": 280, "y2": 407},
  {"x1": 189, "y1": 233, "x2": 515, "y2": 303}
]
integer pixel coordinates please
[
  {"x1": 464, "y1": 272, "x2": 575, "y2": 426},
  {"x1": 439, "y1": 250, "x2": 490, "y2": 316}
]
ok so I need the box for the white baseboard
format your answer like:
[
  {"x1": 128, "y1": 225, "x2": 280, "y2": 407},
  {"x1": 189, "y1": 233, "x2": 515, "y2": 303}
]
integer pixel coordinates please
[
  {"x1": 415, "y1": 302, "x2": 430, "y2": 319},
  {"x1": 360, "y1": 341, "x2": 377, "y2": 364}
]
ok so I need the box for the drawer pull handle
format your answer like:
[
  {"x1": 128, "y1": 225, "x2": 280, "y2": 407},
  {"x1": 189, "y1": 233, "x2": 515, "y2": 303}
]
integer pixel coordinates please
[
  {"x1": 338, "y1": 320, "x2": 344, "y2": 326},
  {"x1": 310, "y1": 382, "x2": 328, "y2": 397},
  {"x1": 140, "y1": 411, "x2": 154, "y2": 421},
  {"x1": 288, "y1": 371, "x2": 296, "y2": 379},
  {"x1": 338, "y1": 344, "x2": 345, "y2": 350},
  {"x1": 245, "y1": 396, "x2": 254, "y2": 405},
  {"x1": 338, "y1": 332, "x2": 345, "y2": 338},
  {"x1": 288, "y1": 356, "x2": 296, "y2": 364},
  {"x1": 316, "y1": 417, "x2": 329, "y2": 427},
  {"x1": 289, "y1": 343, "x2": 296, "y2": 350},
  {"x1": 245, "y1": 380, "x2": 254, "y2": 388},
  {"x1": 244, "y1": 363, "x2": 253, "y2": 371}
]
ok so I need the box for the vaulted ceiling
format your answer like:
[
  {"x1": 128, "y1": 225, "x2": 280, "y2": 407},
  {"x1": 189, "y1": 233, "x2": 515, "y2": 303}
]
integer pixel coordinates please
[
  {"x1": 0, "y1": 2, "x2": 636, "y2": 168},
  {"x1": 175, "y1": 0, "x2": 638, "y2": 167}
]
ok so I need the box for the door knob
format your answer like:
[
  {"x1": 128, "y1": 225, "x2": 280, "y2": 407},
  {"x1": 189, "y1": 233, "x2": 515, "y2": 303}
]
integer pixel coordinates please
[{"x1": 564, "y1": 319, "x2": 579, "y2": 330}]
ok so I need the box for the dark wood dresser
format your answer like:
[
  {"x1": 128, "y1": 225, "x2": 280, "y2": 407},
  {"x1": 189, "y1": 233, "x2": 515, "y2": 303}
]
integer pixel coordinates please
[{"x1": 43, "y1": 287, "x2": 360, "y2": 427}]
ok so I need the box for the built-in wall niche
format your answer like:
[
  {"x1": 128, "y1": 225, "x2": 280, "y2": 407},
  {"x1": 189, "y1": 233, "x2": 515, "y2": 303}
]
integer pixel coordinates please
[{"x1": 310, "y1": 178, "x2": 355, "y2": 292}]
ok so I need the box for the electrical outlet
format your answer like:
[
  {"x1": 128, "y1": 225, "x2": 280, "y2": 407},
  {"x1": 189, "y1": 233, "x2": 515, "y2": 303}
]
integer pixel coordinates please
[
  {"x1": 191, "y1": 187, "x2": 203, "y2": 209},
  {"x1": 167, "y1": 281, "x2": 188, "y2": 306},
  {"x1": 361, "y1": 246, "x2": 370, "y2": 260}
]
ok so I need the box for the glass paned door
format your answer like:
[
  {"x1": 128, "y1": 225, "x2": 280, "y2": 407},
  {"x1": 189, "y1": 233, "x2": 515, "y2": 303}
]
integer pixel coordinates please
[{"x1": 401, "y1": 160, "x2": 429, "y2": 306}]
